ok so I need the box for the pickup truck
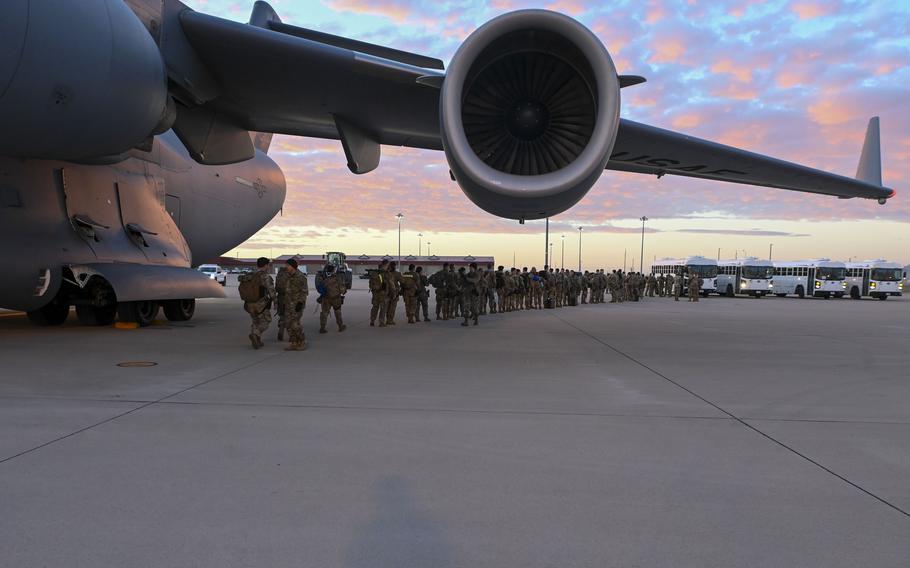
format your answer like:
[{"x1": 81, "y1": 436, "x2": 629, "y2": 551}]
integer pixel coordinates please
[{"x1": 197, "y1": 264, "x2": 227, "y2": 286}]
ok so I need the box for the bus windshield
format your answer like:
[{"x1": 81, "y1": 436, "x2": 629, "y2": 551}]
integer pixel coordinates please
[
  {"x1": 688, "y1": 264, "x2": 718, "y2": 278},
  {"x1": 871, "y1": 268, "x2": 902, "y2": 281},
  {"x1": 816, "y1": 267, "x2": 845, "y2": 280},
  {"x1": 742, "y1": 265, "x2": 773, "y2": 279}
]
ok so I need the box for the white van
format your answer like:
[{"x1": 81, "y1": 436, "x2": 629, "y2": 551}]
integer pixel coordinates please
[{"x1": 197, "y1": 264, "x2": 227, "y2": 286}]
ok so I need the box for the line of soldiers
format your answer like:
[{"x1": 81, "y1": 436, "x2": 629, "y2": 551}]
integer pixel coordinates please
[
  {"x1": 369, "y1": 261, "x2": 617, "y2": 327},
  {"x1": 239, "y1": 257, "x2": 348, "y2": 351},
  {"x1": 240, "y1": 257, "x2": 707, "y2": 350}
]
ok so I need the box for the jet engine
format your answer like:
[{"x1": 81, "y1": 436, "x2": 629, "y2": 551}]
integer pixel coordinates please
[
  {"x1": 0, "y1": 0, "x2": 169, "y2": 162},
  {"x1": 440, "y1": 10, "x2": 621, "y2": 220}
]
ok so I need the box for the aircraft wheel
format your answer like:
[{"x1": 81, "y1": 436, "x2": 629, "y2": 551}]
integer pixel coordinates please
[
  {"x1": 726, "y1": 285, "x2": 734, "y2": 298},
  {"x1": 26, "y1": 297, "x2": 70, "y2": 326},
  {"x1": 118, "y1": 300, "x2": 159, "y2": 327},
  {"x1": 163, "y1": 299, "x2": 195, "y2": 321},
  {"x1": 76, "y1": 304, "x2": 117, "y2": 326}
]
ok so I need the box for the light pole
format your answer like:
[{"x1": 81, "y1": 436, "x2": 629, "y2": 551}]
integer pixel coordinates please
[
  {"x1": 395, "y1": 212, "x2": 404, "y2": 265},
  {"x1": 427, "y1": 241, "x2": 431, "y2": 256},
  {"x1": 577, "y1": 227, "x2": 583, "y2": 271},
  {"x1": 418, "y1": 232, "x2": 423, "y2": 256},
  {"x1": 769, "y1": 243, "x2": 774, "y2": 261},
  {"x1": 623, "y1": 249, "x2": 627, "y2": 272},
  {"x1": 549, "y1": 242, "x2": 553, "y2": 266},
  {"x1": 544, "y1": 217, "x2": 550, "y2": 267},
  {"x1": 561, "y1": 234, "x2": 565, "y2": 269},
  {"x1": 639, "y1": 216, "x2": 648, "y2": 273}
]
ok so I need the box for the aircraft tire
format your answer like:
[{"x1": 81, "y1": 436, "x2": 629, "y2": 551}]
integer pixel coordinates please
[
  {"x1": 26, "y1": 297, "x2": 70, "y2": 326},
  {"x1": 76, "y1": 304, "x2": 117, "y2": 326},
  {"x1": 118, "y1": 300, "x2": 159, "y2": 327},
  {"x1": 163, "y1": 299, "x2": 195, "y2": 321}
]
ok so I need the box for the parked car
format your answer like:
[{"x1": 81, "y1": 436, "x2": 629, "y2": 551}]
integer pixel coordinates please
[{"x1": 197, "y1": 264, "x2": 227, "y2": 286}]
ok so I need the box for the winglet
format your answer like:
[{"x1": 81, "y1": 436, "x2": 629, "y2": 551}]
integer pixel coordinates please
[{"x1": 855, "y1": 116, "x2": 882, "y2": 186}]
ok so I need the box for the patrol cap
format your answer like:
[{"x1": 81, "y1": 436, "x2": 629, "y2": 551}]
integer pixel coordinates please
[{"x1": 286, "y1": 258, "x2": 299, "y2": 269}]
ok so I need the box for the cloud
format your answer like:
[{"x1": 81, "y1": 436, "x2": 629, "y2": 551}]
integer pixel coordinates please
[{"x1": 675, "y1": 229, "x2": 811, "y2": 237}]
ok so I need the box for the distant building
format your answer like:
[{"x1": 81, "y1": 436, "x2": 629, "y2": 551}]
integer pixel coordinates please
[{"x1": 206, "y1": 254, "x2": 495, "y2": 275}]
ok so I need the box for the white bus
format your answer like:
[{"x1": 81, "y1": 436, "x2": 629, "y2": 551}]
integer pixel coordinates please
[
  {"x1": 717, "y1": 258, "x2": 774, "y2": 297},
  {"x1": 652, "y1": 256, "x2": 718, "y2": 296},
  {"x1": 772, "y1": 260, "x2": 846, "y2": 299},
  {"x1": 845, "y1": 260, "x2": 904, "y2": 300}
]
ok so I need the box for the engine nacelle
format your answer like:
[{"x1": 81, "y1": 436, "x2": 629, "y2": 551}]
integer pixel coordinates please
[
  {"x1": 440, "y1": 10, "x2": 620, "y2": 220},
  {"x1": 0, "y1": 0, "x2": 168, "y2": 161}
]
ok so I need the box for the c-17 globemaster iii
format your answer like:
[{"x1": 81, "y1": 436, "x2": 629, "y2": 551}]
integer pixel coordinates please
[{"x1": 0, "y1": 0, "x2": 895, "y2": 326}]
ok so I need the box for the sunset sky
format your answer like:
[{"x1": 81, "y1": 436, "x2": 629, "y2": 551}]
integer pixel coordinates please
[{"x1": 189, "y1": 0, "x2": 909, "y2": 269}]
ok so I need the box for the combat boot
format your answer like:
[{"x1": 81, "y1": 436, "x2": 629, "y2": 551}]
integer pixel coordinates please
[
  {"x1": 319, "y1": 328, "x2": 327, "y2": 334},
  {"x1": 277, "y1": 328, "x2": 284, "y2": 341},
  {"x1": 338, "y1": 323, "x2": 347, "y2": 332},
  {"x1": 249, "y1": 333, "x2": 259, "y2": 349}
]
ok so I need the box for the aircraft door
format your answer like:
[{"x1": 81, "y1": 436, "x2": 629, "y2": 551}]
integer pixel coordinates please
[
  {"x1": 116, "y1": 174, "x2": 190, "y2": 266},
  {"x1": 59, "y1": 167, "x2": 145, "y2": 263}
]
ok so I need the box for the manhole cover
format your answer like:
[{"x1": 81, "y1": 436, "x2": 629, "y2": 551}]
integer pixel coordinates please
[{"x1": 116, "y1": 361, "x2": 158, "y2": 368}]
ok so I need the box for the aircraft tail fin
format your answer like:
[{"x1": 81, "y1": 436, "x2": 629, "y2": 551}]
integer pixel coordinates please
[
  {"x1": 855, "y1": 116, "x2": 882, "y2": 186},
  {"x1": 251, "y1": 132, "x2": 273, "y2": 155}
]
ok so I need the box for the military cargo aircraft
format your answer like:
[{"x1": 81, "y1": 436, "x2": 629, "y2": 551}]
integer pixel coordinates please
[{"x1": 0, "y1": 0, "x2": 895, "y2": 326}]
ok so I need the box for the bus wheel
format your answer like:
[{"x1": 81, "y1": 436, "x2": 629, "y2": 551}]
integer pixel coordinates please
[
  {"x1": 850, "y1": 287, "x2": 860, "y2": 299},
  {"x1": 878, "y1": 295, "x2": 888, "y2": 301},
  {"x1": 26, "y1": 296, "x2": 70, "y2": 326},
  {"x1": 117, "y1": 301, "x2": 159, "y2": 327},
  {"x1": 163, "y1": 299, "x2": 195, "y2": 321},
  {"x1": 725, "y1": 285, "x2": 734, "y2": 298},
  {"x1": 796, "y1": 286, "x2": 805, "y2": 299}
]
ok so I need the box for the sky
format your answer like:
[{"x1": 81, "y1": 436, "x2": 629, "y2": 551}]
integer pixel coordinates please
[{"x1": 188, "y1": 0, "x2": 910, "y2": 269}]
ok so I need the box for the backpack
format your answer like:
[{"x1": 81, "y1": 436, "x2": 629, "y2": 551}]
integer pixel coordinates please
[
  {"x1": 315, "y1": 271, "x2": 327, "y2": 295},
  {"x1": 495, "y1": 272, "x2": 505, "y2": 288},
  {"x1": 238, "y1": 274, "x2": 264, "y2": 303},
  {"x1": 428, "y1": 271, "x2": 444, "y2": 288},
  {"x1": 369, "y1": 270, "x2": 384, "y2": 292}
]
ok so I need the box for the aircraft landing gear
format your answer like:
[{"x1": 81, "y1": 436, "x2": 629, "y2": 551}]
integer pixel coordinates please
[
  {"x1": 75, "y1": 278, "x2": 117, "y2": 326},
  {"x1": 26, "y1": 295, "x2": 70, "y2": 326},
  {"x1": 118, "y1": 300, "x2": 159, "y2": 327},
  {"x1": 162, "y1": 299, "x2": 195, "y2": 321}
]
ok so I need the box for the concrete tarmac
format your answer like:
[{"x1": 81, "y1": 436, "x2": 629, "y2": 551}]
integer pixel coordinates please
[{"x1": 1, "y1": 280, "x2": 909, "y2": 567}]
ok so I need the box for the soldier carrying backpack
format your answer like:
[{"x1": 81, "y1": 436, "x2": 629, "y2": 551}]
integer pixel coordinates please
[{"x1": 238, "y1": 257, "x2": 276, "y2": 349}]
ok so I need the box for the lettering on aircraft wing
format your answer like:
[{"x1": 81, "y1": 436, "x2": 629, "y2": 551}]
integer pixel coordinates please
[
  {"x1": 610, "y1": 152, "x2": 748, "y2": 177},
  {"x1": 235, "y1": 176, "x2": 268, "y2": 198}
]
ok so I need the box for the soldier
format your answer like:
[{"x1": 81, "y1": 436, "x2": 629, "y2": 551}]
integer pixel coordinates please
[
  {"x1": 274, "y1": 262, "x2": 289, "y2": 341},
  {"x1": 476, "y1": 265, "x2": 488, "y2": 315},
  {"x1": 430, "y1": 262, "x2": 448, "y2": 320},
  {"x1": 317, "y1": 263, "x2": 346, "y2": 334},
  {"x1": 416, "y1": 266, "x2": 431, "y2": 322},
  {"x1": 401, "y1": 264, "x2": 419, "y2": 324},
  {"x1": 445, "y1": 263, "x2": 460, "y2": 320},
  {"x1": 485, "y1": 263, "x2": 497, "y2": 314},
  {"x1": 386, "y1": 261, "x2": 403, "y2": 325},
  {"x1": 494, "y1": 266, "x2": 507, "y2": 313},
  {"x1": 239, "y1": 257, "x2": 276, "y2": 349},
  {"x1": 674, "y1": 269, "x2": 684, "y2": 302},
  {"x1": 689, "y1": 272, "x2": 702, "y2": 302},
  {"x1": 369, "y1": 260, "x2": 389, "y2": 327},
  {"x1": 460, "y1": 263, "x2": 481, "y2": 326},
  {"x1": 281, "y1": 258, "x2": 308, "y2": 351}
]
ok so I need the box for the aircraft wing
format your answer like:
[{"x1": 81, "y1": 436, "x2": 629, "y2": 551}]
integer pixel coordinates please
[
  {"x1": 608, "y1": 119, "x2": 895, "y2": 202},
  {"x1": 166, "y1": 1, "x2": 894, "y2": 202}
]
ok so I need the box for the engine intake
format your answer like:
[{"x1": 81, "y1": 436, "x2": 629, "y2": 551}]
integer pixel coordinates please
[{"x1": 441, "y1": 10, "x2": 621, "y2": 220}]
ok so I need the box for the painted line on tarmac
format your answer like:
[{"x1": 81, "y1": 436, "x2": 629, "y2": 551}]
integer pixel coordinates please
[
  {"x1": 551, "y1": 311, "x2": 910, "y2": 521},
  {"x1": 0, "y1": 350, "x2": 286, "y2": 466}
]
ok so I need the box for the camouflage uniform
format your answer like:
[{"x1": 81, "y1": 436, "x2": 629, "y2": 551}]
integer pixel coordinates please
[
  {"x1": 274, "y1": 268, "x2": 288, "y2": 340},
  {"x1": 460, "y1": 267, "x2": 481, "y2": 326},
  {"x1": 369, "y1": 266, "x2": 388, "y2": 327},
  {"x1": 445, "y1": 266, "x2": 460, "y2": 319},
  {"x1": 416, "y1": 269, "x2": 430, "y2": 322},
  {"x1": 282, "y1": 268, "x2": 308, "y2": 350},
  {"x1": 318, "y1": 270, "x2": 346, "y2": 333},
  {"x1": 401, "y1": 268, "x2": 419, "y2": 323},
  {"x1": 242, "y1": 267, "x2": 276, "y2": 348},
  {"x1": 386, "y1": 265, "x2": 403, "y2": 325},
  {"x1": 689, "y1": 273, "x2": 701, "y2": 302},
  {"x1": 430, "y1": 267, "x2": 448, "y2": 320}
]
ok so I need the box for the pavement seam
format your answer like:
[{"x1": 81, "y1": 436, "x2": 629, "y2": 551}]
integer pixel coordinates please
[
  {"x1": 551, "y1": 312, "x2": 910, "y2": 521},
  {"x1": 0, "y1": 352, "x2": 285, "y2": 466}
]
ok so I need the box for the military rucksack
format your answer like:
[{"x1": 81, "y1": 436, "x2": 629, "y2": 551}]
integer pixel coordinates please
[
  {"x1": 315, "y1": 271, "x2": 327, "y2": 295},
  {"x1": 369, "y1": 270, "x2": 384, "y2": 292},
  {"x1": 495, "y1": 271, "x2": 505, "y2": 289},
  {"x1": 238, "y1": 274, "x2": 265, "y2": 303}
]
